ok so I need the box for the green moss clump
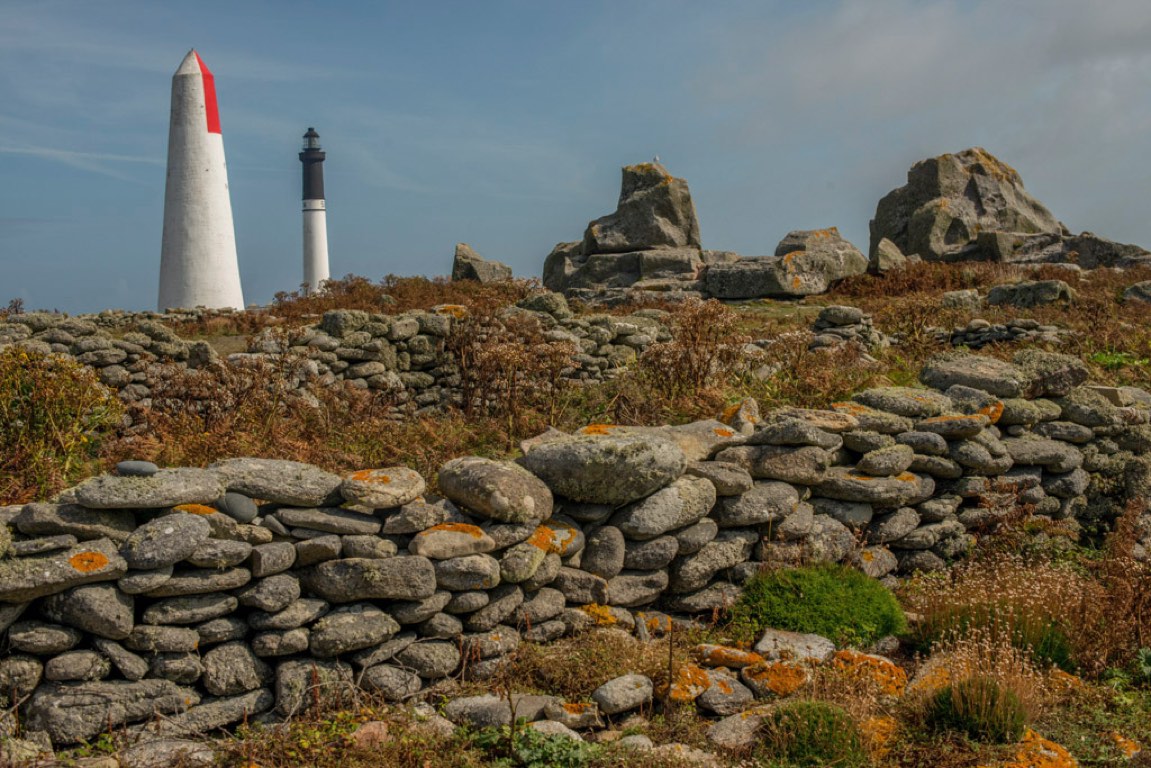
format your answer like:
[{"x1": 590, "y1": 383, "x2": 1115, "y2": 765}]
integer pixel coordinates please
[
  {"x1": 728, "y1": 563, "x2": 906, "y2": 646},
  {"x1": 759, "y1": 700, "x2": 868, "y2": 767}
]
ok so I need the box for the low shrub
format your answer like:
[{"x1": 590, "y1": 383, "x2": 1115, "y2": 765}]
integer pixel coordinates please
[
  {"x1": 758, "y1": 699, "x2": 869, "y2": 767},
  {"x1": 928, "y1": 675, "x2": 1027, "y2": 743},
  {"x1": 900, "y1": 554, "x2": 1100, "y2": 672},
  {"x1": 727, "y1": 563, "x2": 906, "y2": 647},
  {"x1": 470, "y1": 724, "x2": 599, "y2": 768},
  {"x1": 912, "y1": 626, "x2": 1046, "y2": 745},
  {"x1": 0, "y1": 346, "x2": 123, "y2": 503}
]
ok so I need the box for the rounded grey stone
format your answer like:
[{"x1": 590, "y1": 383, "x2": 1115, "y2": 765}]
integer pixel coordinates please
[
  {"x1": 394, "y1": 641, "x2": 461, "y2": 679},
  {"x1": 623, "y1": 536, "x2": 680, "y2": 570},
  {"x1": 149, "y1": 653, "x2": 204, "y2": 684},
  {"x1": 610, "y1": 476, "x2": 716, "y2": 540},
  {"x1": 202, "y1": 642, "x2": 272, "y2": 696},
  {"x1": 210, "y1": 458, "x2": 342, "y2": 507},
  {"x1": 9, "y1": 621, "x2": 83, "y2": 654},
  {"x1": 360, "y1": 664, "x2": 423, "y2": 701},
  {"x1": 592, "y1": 674, "x2": 652, "y2": 715},
  {"x1": 42, "y1": 583, "x2": 134, "y2": 640},
  {"x1": 438, "y1": 457, "x2": 554, "y2": 523},
  {"x1": 713, "y1": 481, "x2": 798, "y2": 527},
  {"x1": 45, "y1": 651, "x2": 111, "y2": 682},
  {"x1": 301, "y1": 555, "x2": 436, "y2": 603},
  {"x1": 249, "y1": 542, "x2": 296, "y2": 577},
  {"x1": 444, "y1": 590, "x2": 490, "y2": 614},
  {"x1": 116, "y1": 461, "x2": 159, "y2": 478},
  {"x1": 581, "y1": 525, "x2": 626, "y2": 579},
  {"x1": 309, "y1": 603, "x2": 400, "y2": 657},
  {"x1": 196, "y1": 617, "x2": 249, "y2": 645},
  {"x1": 217, "y1": 492, "x2": 259, "y2": 523},
  {"x1": 121, "y1": 515, "x2": 212, "y2": 570},
  {"x1": 675, "y1": 518, "x2": 718, "y2": 555},
  {"x1": 119, "y1": 566, "x2": 174, "y2": 595},
  {"x1": 520, "y1": 435, "x2": 687, "y2": 506},
  {"x1": 251, "y1": 628, "x2": 310, "y2": 657},
  {"x1": 186, "y1": 539, "x2": 252, "y2": 569},
  {"x1": 434, "y1": 554, "x2": 501, "y2": 591},
  {"x1": 236, "y1": 573, "x2": 300, "y2": 613}
]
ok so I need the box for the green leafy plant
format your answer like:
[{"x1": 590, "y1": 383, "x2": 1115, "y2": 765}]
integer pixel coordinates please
[
  {"x1": 759, "y1": 699, "x2": 869, "y2": 767},
  {"x1": 928, "y1": 675, "x2": 1027, "y2": 743},
  {"x1": 727, "y1": 563, "x2": 906, "y2": 646},
  {"x1": 470, "y1": 724, "x2": 599, "y2": 768}
]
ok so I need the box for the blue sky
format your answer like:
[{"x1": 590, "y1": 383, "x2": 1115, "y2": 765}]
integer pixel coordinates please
[{"x1": 3, "y1": 0, "x2": 1151, "y2": 313}]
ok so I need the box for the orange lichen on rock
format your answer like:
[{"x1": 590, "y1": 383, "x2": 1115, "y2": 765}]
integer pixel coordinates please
[
  {"x1": 742, "y1": 661, "x2": 810, "y2": 697},
  {"x1": 526, "y1": 525, "x2": 559, "y2": 553},
  {"x1": 579, "y1": 424, "x2": 621, "y2": 436},
  {"x1": 695, "y1": 644, "x2": 764, "y2": 669},
  {"x1": 349, "y1": 469, "x2": 392, "y2": 484},
  {"x1": 1047, "y1": 669, "x2": 1085, "y2": 695},
  {"x1": 720, "y1": 403, "x2": 741, "y2": 424},
  {"x1": 638, "y1": 612, "x2": 672, "y2": 637},
  {"x1": 979, "y1": 401, "x2": 1005, "y2": 424},
  {"x1": 563, "y1": 702, "x2": 595, "y2": 715},
  {"x1": 547, "y1": 521, "x2": 581, "y2": 555},
  {"x1": 423, "y1": 523, "x2": 484, "y2": 538},
  {"x1": 580, "y1": 603, "x2": 617, "y2": 626},
  {"x1": 860, "y1": 715, "x2": 899, "y2": 762},
  {"x1": 1110, "y1": 732, "x2": 1141, "y2": 759},
  {"x1": 833, "y1": 650, "x2": 907, "y2": 696},
  {"x1": 990, "y1": 729, "x2": 1078, "y2": 768},
  {"x1": 69, "y1": 551, "x2": 110, "y2": 573},
  {"x1": 174, "y1": 503, "x2": 217, "y2": 516},
  {"x1": 713, "y1": 427, "x2": 735, "y2": 438},
  {"x1": 433, "y1": 304, "x2": 469, "y2": 319},
  {"x1": 659, "y1": 663, "x2": 712, "y2": 703}
]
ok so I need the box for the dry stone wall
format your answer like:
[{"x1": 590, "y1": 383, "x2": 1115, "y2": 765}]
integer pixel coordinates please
[
  {"x1": 0, "y1": 295, "x2": 668, "y2": 419},
  {"x1": 3, "y1": 349, "x2": 1151, "y2": 746}
]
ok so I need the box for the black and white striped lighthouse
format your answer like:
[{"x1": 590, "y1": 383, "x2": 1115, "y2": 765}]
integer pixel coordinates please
[{"x1": 299, "y1": 127, "x2": 329, "y2": 293}]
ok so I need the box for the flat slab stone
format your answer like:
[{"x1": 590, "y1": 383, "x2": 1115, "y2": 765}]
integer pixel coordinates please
[
  {"x1": 0, "y1": 538, "x2": 126, "y2": 602},
  {"x1": 72, "y1": 469, "x2": 224, "y2": 509},
  {"x1": 274, "y1": 507, "x2": 382, "y2": 535},
  {"x1": 520, "y1": 434, "x2": 687, "y2": 506},
  {"x1": 814, "y1": 468, "x2": 929, "y2": 506},
  {"x1": 15, "y1": 503, "x2": 135, "y2": 542},
  {"x1": 754, "y1": 629, "x2": 835, "y2": 663},
  {"x1": 340, "y1": 467, "x2": 426, "y2": 508},
  {"x1": 25, "y1": 679, "x2": 198, "y2": 744},
  {"x1": 301, "y1": 556, "x2": 437, "y2": 603},
  {"x1": 210, "y1": 458, "x2": 342, "y2": 507}
]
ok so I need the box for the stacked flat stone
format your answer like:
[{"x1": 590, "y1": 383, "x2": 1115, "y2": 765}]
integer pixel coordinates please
[
  {"x1": 0, "y1": 295, "x2": 670, "y2": 424},
  {"x1": 3, "y1": 350, "x2": 1151, "y2": 747},
  {"x1": 807, "y1": 305, "x2": 892, "y2": 354},
  {"x1": 931, "y1": 318, "x2": 1071, "y2": 349}
]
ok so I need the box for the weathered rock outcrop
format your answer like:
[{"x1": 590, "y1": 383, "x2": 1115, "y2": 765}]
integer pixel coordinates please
[
  {"x1": 543, "y1": 162, "x2": 705, "y2": 301},
  {"x1": 870, "y1": 147, "x2": 1151, "y2": 267},
  {"x1": 705, "y1": 228, "x2": 867, "y2": 300},
  {"x1": 450, "y1": 243, "x2": 512, "y2": 283}
]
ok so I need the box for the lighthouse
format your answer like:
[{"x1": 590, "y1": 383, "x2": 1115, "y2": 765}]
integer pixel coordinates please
[
  {"x1": 299, "y1": 127, "x2": 330, "y2": 293},
  {"x1": 157, "y1": 50, "x2": 245, "y2": 311}
]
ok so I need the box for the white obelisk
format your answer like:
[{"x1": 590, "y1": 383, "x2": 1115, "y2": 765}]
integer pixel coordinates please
[
  {"x1": 299, "y1": 127, "x2": 330, "y2": 293},
  {"x1": 158, "y1": 50, "x2": 245, "y2": 311}
]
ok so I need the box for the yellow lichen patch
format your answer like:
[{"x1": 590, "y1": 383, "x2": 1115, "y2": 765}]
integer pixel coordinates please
[
  {"x1": 638, "y1": 612, "x2": 672, "y2": 637},
  {"x1": 174, "y1": 503, "x2": 217, "y2": 516},
  {"x1": 860, "y1": 715, "x2": 899, "y2": 762},
  {"x1": 720, "y1": 403, "x2": 741, "y2": 424},
  {"x1": 69, "y1": 550, "x2": 110, "y2": 573},
  {"x1": 832, "y1": 650, "x2": 908, "y2": 696},
  {"x1": 579, "y1": 424, "x2": 621, "y2": 436},
  {"x1": 580, "y1": 603, "x2": 617, "y2": 626},
  {"x1": 791, "y1": 275, "x2": 802, "y2": 290},
  {"x1": 743, "y1": 661, "x2": 810, "y2": 697},
  {"x1": 422, "y1": 522, "x2": 484, "y2": 538},
  {"x1": 694, "y1": 644, "x2": 764, "y2": 669},
  {"x1": 861, "y1": 549, "x2": 875, "y2": 562},
  {"x1": 563, "y1": 702, "x2": 595, "y2": 715},
  {"x1": 831, "y1": 402, "x2": 871, "y2": 415},
  {"x1": 920, "y1": 414, "x2": 984, "y2": 425},
  {"x1": 1110, "y1": 732, "x2": 1141, "y2": 759},
  {"x1": 895, "y1": 472, "x2": 918, "y2": 483},
  {"x1": 658, "y1": 663, "x2": 711, "y2": 703},
  {"x1": 349, "y1": 469, "x2": 392, "y2": 484},
  {"x1": 907, "y1": 658, "x2": 954, "y2": 696},
  {"x1": 994, "y1": 729, "x2": 1078, "y2": 768},
  {"x1": 433, "y1": 304, "x2": 469, "y2": 319},
  {"x1": 713, "y1": 427, "x2": 735, "y2": 438}
]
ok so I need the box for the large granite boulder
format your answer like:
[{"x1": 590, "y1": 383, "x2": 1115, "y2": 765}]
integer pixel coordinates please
[
  {"x1": 543, "y1": 162, "x2": 703, "y2": 296},
  {"x1": 451, "y1": 243, "x2": 512, "y2": 283},
  {"x1": 989, "y1": 231, "x2": 1151, "y2": 268},
  {"x1": 869, "y1": 148, "x2": 1062, "y2": 262},
  {"x1": 705, "y1": 228, "x2": 867, "y2": 299}
]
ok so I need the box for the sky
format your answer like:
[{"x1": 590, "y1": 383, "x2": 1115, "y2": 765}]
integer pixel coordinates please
[{"x1": 3, "y1": 0, "x2": 1151, "y2": 314}]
